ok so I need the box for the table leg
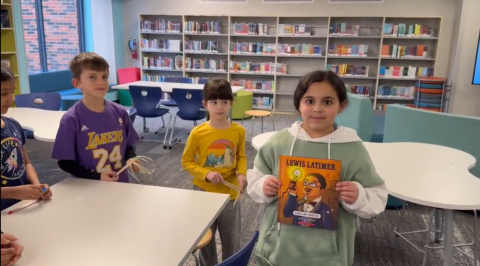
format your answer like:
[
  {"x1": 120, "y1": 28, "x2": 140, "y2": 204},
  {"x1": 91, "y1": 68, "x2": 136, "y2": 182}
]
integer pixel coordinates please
[
  {"x1": 435, "y1": 208, "x2": 442, "y2": 243},
  {"x1": 443, "y1": 209, "x2": 454, "y2": 266}
]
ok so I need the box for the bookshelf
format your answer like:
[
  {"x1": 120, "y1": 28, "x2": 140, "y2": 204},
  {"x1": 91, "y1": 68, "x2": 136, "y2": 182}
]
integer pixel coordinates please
[
  {"x1": 138, "y1": 15, "x2": 442, "y2": 113},
  {"x1": 1, "y1": 0, "x2": 20, "y2": 96}
]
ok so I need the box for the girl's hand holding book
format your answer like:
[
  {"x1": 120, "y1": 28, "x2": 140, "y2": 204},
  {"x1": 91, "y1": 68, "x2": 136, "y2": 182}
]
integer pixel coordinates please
[
  {"x1": 263, "y1": 176, "x2": 281, "y2": 197},
  {"x1": 336, "y1": 181, "x2": 359, "y2": 205}
]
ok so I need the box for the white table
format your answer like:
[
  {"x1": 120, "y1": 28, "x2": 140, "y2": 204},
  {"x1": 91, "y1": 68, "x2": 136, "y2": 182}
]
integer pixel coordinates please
[
  {"x1": 5, "y1": 108, "x2": 66, "y2": 142},
  {"x1": 1, "y1": 178, "x2": 229, "y2": 266},
  {"x1": 111, "y1": 81, "x2": 244, "y2": 93},
  {"x1": 251, "y1": 132, "x2": 480, "y2": 266}
]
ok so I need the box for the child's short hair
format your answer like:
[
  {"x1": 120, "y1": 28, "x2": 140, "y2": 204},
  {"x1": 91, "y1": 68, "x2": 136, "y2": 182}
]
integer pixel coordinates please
[
  {"x1": 203, "y1": 79, "x2": 234, "y2": 101},
  {"x1": 1, "y1": 65, "x2": 15, "y2": 83},
  {"x1": 293, "y1": 70, "x2": 348, "y2": 111},
  {"x1": 69, "y1": 52, "x2": 110, "y2": 80}
]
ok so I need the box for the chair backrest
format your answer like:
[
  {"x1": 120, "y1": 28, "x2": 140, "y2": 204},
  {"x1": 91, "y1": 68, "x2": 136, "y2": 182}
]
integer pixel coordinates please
[
  {"x1": 117, "y1": 67, "x2": 141, "y2": 85},
  {"x1": 217, "y1": 231, "x2": 259, "y2": 266},
  {"x1": 198, "y1": 78, "x2": 209, "y2": 85},
  {"x1": 15, "y1": 92, "x2": 62, "y2": 111},
  {"x1": 28, "y1": 70, "x2": 73, "y2": 93},
  {"x1": 384, "y1": 104, "x2": 480, "y2": 178},
  {"x1": 128, "y1": 86, "x2": 163, "y2": 117},
  {"x1": 128, "y1": 107, "x2": 137, "y2": 123},
  {"x1": 171, "y1": 88, "x2": 204, "y2": 119},
  {"x1": 164, "y1": 77, "x2": 192, "y2": 84},
  {"x1": 335, "y1": 94, "x2": 374, "y2": 141}
]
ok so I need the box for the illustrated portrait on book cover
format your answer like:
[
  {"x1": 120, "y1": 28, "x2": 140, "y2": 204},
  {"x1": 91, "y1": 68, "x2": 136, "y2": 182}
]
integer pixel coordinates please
[{"x1": 277, "y1": 156, "x2": 341, "y2": 231}]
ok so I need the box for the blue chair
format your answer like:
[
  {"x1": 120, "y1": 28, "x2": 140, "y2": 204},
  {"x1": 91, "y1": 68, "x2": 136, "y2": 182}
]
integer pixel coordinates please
[
  {"x1": 198, "y1": 79, "x2": 209, "y2": 85},
  {"x1": 15, "y1": 92, "x2": 62, "y2": 139},
  {"x1": 129, "y1": 86, "x2": 172, "y2": 144},
  {"x1": 217, "y1": 231, "x2": 259, "y2": 266},
  {"x1": 166, "y1": 88, "x2": 207, "y2": 149},
  {"x1": 161, "y1": 77, "x2": 193, "y2": 106},
  {"x1": 335, "y1": 94, "x2": 374, "y2": 142}
]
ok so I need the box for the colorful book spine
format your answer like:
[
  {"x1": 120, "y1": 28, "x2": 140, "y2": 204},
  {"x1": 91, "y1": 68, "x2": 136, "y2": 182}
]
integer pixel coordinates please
[
  {"x1": 140, "y1": 20, "x2": 182, "y2": 33},
  {"x1": 327, "y1": 44, "x2": 368, "y2": 57},
  {"x1": 231, "y1": 79, "x2": 275, "y2": 92},
  {"x1": 383, "y1": 23, "x2": 435, "y2": 37},
  {"x1": 329, "y1": 23, "x2": 360, "y2": 36},
  {"x1": 277, "y1": 24, "x2": 312, "y2": 36},
  {"x1": 142, "y1": 56, "x2": 181, "y2": 70},
  {"x1": 141, "y1": 39, "x2": 181, "y2": 52},
  {"x1": 229, "y1": 61, "x2": 285, "y2": 74},
  {"x1": 185, "y1": 58, "x2": 227, "y2": 72},
  {"x1": 231, "y1": 22, "x2": 268, "y2": 35},
  {"x1": 184, "y1": 21, "x2": 222, "y2": 34},
  {"x1": 381, "y1": 45, "x2": 428, "y2": 58},
  {"x1": 252, "y1": 96, "x2": 273, "y2": 109},
  {"x1": 185, "y1": 40, "x2": 220, "y2": 53},
  {"x1": 346, "y1": 85, "x2": 371, "y2": 97},
  {"x1": 277, "y1": 43, "x2": 322, "y2": 56},
  {"x1": 326, "y1": 64, "x2": 369, "y2": 77},
  {"x1": 379, "y1": 66, "x2": 434, "y2": 78},
  {"x1": 377, "y1": 85, "x2": 415, "y2": 98},
  {"x1": 230, "y1": 42, "x2": 276, "y2": 54}
]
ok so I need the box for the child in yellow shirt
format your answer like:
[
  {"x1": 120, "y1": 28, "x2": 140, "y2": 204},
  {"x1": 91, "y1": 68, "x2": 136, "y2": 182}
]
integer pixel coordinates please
[{"x1": 181, "y1": 79, "x2": 247, "y2": 266}]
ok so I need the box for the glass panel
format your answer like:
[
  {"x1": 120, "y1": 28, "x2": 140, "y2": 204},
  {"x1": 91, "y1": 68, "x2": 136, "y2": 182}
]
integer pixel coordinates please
[{"x1": 21, "y1": 0, "x2": 42, "y2": 73}]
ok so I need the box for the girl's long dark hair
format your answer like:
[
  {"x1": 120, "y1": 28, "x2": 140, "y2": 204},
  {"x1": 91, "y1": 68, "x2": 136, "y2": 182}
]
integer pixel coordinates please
[{"x1": 1, "y1": 65, "x2": 15, "y2": 82}]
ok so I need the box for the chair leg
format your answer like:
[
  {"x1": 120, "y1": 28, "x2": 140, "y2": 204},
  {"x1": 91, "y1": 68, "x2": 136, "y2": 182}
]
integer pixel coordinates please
[
  {"x1": 242, "y1": 113, "x2": 246, "y2": 125},
  {"x1": 143, "y1": 117, "x2": 149, "y2": 133},
  {"x1": 168, "y1": 115, "x2": 178, "y2": 149},
  {"x1": 473, "y1": 210, "x2": 477, "y2": 266},
  {"x1": 163, "y1": 113, "x2": 173, "y2": 149},
  {"x1": 161, "y1": 116, "x2": 165, "y2": 128},
  {"x1": 194, "y1": 120, "x2": 197, "y2": 127},
  {"x1": 271, "y1": 114, "x2": 275, "y2": 131},
  {"x1": 390, "y1": 202, "x2": 408, "y2": 248},
  {"x1": 421, "y1": 209, "x2": 436, "y2": 266}
]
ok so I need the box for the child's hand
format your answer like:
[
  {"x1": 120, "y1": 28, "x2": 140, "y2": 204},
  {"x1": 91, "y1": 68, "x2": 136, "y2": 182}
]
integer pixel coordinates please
[
  {"x1": 205, "y1": 171, "x2": 224, "y2": 184},
  {"x1": 40, "y1": 184, "x2": 52, "y2": 200},
  {"x1": 237, "y1": 174, "x2": 247, "y2": 193},
  {"x1": 1, "y1": 234, "x2": 22, "y2": 266},
  {"x1": 127, "y1": 158, "x2": 141, "y2": 172},
  {"x1": 263, "y1": 176, "x2": 281, "y2": 197},
  {"x1": 336, "y1": 181, "x2": 359, "y2": 205},
  {"x1": 12, "y1": 185, "x2": 43, "y2": 200},
  {"x1": 101, "y1": 170, "x2": 119, "y2": 182}
]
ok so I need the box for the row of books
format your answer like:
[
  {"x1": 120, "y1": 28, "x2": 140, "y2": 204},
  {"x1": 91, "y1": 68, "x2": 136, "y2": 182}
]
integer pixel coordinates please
[
  {"x1": 142, "y1": 74, "x2": 180, "y2": 82},
  {"x1": 377, "y1": 85, "x2": 415, "y2": 98},
  {"x1": 184, "y1": 21, "x2": 222, "y2": 34},
  {"x1": 327, "y1": 44, "x2": 369, "y2": 57},
  {"x1": 230, "y1": 80, "x2": 275, "y2": 92},
  {"x1": 329, "y1": 23, "x2": 360, "y2": 36},
  {"x1": 230, "y1": 42, "x2": 276, "y2": 55},
  {"x1": 376, "y1": 103, "x2": 414, "y2": 111},
  {"x1": 346, "y1": 85, "x2": 371, "y2": 96},
  {"x1": 141, "y1": 39, "x2": 181, "y2": 52},
  {"x1": 379, "y1": 66, "x2": 434, "y2": 79},
  {"x1": 229, "y1": 61, "x2": 287, "y2": 74},
  {"x1": 253, "y1": 97, "x2": 273, "y2": 110},
  {"x1": 278, "y1": 24, "x2": 313, "y2": 36},
  {"x1": 185, "y1": 40, "x2": 220, "y2": 53},
  {"x1": 142, "y1": 56, "x2": 183, "y2": 70},
  {"x1": 231, "y1": 23, "x2": 269, "y2": 36},
  {"x1": 326, "y1": 64, "x2": 369, "y2": 77},
  {"x1": 185, "y1": 58, "x2": 227, "y2": 72},
  {"x1": 381, "y1": 45, "x2": 428, "y2": 58},
  {"x1": 140, "y1": 20, "x2": 182, "y2": 33},
  {"x1": 383, "y1": 23, "x2": 435, "y2": 37},
  {"x1": 277, "y1": 43, "x2": 323, "y2": 56}
]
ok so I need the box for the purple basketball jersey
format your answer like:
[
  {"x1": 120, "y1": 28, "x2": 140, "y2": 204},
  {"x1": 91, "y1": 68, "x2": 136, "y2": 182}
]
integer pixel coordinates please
[{"x1": 52, "y1": 100, "x2": 139, "y2": 182}]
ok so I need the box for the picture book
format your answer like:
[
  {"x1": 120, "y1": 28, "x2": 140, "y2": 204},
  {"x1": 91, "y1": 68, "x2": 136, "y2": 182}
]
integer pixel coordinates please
[{"x1": 277, "y1": 155, "x2": 342, "y2": 231}]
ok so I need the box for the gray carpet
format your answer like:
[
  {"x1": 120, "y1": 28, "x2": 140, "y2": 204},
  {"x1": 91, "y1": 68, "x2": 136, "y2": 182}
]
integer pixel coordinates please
[{"x1": 26, "y1": 111, "x2": 479, "y2": 266}]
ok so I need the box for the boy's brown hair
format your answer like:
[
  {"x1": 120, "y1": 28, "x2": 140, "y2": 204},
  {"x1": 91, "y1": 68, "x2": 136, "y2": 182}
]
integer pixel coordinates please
[
  {"x1": 69, "y1": 52, "x2": 110, "y2": 79},
  {"x1": 203, "y1": 79, "x2": 234, "y2": 101}
]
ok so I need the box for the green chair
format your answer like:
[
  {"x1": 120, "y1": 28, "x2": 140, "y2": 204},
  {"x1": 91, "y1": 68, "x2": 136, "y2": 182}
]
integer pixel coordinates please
[
  {"x1": 232, "y1": 91, "x2": 253, "y2": 120},
  {"x1": 335, "y1": 94, "x2": 374, "y2": 142},
  {"x1": 383, "y1": 105, "x2": 480, "y2": 209}
]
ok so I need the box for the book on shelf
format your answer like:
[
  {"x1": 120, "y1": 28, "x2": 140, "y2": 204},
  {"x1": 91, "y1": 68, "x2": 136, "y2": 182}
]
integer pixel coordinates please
[
  {"x1": 185, "y1": 58, "x2": 227, "y2": 72},
  {"x1": 277, "y1": 155, "x2": 341, "y2": 230},
  {"x1": 229, "y1": 61, "x2": 287, "y2": 75},
  {"x1": 141, "y1": 39, "x2": 181, "y2": 52},
  {"x1": 383, "y1": 23, "x2": 435, "y2": 38},
  {"x1": 327, "y1": 44, "x2": 369, "y2": 57},
  {"x1": 143, "y1": 55, "x2": 183, "y2": 70},
  {"x1": 346, "y1": 85, "x2": 371, "y2": 97},
  {"x1": 253, "y1": 96, "x2": 273, "y2": 109},
  {"x1": 329, "y1": 23, "x2": 360, "y2": 36},
  {"x1": 376, "y1": 103, "x2": 414, "y2": 110},
  {"x1": 231, "y1": 79, "x2": 275, "y2": 93},
  {"x1": 1, "y1": 9, "x2": 9, "y2": 28},
  {"x1": 278, "y1": 24, "x2": 312, "y2": 36},
  {"x1": 379, "y1": 66, "x2": 434, "y2": 79},
  {"x1": 231, "y1": 22, "x2": 269, "y2": 36},
  {"x1": 278, "y1": 43, "x2": 323, "y2": 56},
  {"x1": 381, "y1": 45, "x2": 428, "y2": 58},
  {"x1": 326, "y1": 64, "x2": 369, "y2": 77},
  {"x1": 140, "y1": 19, "x2": 182, "y2": 33},
  {"x1": 185, "y1": 40, "x2": 220, "y2": 53},
  {"x1": 230, "y1": 42, "x2": 276, "y2": 55},
  {"x1": 377, "y1": 85, "x2": 414, "y2": 99},
  {"x1": 143, "y1": 74, "x2": 182, "y2": 82},
  {"x1": 184, "y1": 21, "x2": 222, "y2": 34}
]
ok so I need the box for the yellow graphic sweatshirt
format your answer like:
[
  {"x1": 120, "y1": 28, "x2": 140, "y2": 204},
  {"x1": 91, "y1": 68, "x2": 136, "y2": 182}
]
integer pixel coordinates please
[{"x1": 181, "y1": 122, "x2": 248, "y2": 199}]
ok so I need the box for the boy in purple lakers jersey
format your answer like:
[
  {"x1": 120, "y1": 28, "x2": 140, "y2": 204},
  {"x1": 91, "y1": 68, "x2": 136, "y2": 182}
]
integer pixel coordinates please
[{"x1": 52, "y1": 52, "x2": 139, "y2": 182}]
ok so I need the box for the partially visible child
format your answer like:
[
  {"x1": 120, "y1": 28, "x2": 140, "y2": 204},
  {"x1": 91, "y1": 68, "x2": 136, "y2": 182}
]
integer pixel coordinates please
[
  {"x1": 1, "y1": 65, "x2": 52, "y2": 211},
  {"x1": 247, "y1": 70, "x2": 388, "y2": 266},
  {"x1": 181, "y1": 79, "x2": 247, "y2": 266},
  {"x1": 52, "y1": 52, "x2": 139, "y2": 182}
]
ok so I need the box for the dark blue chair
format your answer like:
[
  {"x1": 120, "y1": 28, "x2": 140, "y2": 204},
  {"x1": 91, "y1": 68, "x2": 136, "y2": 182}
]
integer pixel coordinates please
[
  {"x1": 217, "y1": 231, "x2": 259, "y2": 266},
  {"x1": 198, "y1": 79, "x2": 209, "y2": 85},
  {"x1": 161, "y1": 77, "x2": 193, "y2": 106},
  {"x1": 129, "y1": 86, "x2": 171, "y2": 144},
  {"x1": 15, "y1": 92, "x2": 62, "y2": 139},
  {"x1": 166, "y1": 88, "x2": 206, "y2": 149}
]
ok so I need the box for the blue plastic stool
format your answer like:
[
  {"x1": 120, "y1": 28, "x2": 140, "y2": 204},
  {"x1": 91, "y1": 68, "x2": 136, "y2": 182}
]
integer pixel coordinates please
[{"x1": 61, "y1": 95, "x2": 83, "y2": 110}]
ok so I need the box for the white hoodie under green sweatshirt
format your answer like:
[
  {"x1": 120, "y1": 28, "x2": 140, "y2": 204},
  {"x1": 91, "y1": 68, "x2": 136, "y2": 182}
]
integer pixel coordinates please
[{"x1": 247, "y1": 122, "x2": 388, "y2": 266}]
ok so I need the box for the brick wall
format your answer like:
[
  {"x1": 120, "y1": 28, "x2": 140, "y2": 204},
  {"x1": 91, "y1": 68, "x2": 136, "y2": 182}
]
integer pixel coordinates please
[{"x1": 22, "y1": 0, "x2": 80, "y2": 73}]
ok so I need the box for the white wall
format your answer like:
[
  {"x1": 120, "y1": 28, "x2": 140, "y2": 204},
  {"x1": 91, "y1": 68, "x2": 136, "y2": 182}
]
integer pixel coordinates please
[
  {"x1": 448, "y1": 0, "x2": 480, "y2": 117},
  {"x1": 91, "y1": 0, "x2": 117, "y2": 84}
]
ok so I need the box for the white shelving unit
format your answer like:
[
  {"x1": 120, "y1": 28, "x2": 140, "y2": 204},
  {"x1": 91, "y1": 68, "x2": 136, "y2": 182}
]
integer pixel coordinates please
[{"x1": 138, "y1": 15, "x2": 442, "y2": 113}]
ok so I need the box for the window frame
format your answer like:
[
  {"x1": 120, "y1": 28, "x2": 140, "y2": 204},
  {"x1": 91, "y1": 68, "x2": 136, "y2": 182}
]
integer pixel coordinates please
[{"x1": 32, "y1": 0, "x2": 85, "y2": 72}]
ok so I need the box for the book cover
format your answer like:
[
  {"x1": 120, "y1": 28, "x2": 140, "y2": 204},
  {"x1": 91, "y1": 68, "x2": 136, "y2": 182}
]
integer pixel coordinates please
[{"x1": 277, "y1": 155, "x2": 342, "y2": 231}]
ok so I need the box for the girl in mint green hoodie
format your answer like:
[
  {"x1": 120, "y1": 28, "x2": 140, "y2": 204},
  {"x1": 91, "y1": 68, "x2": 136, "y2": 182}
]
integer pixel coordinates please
[{"x1": 247, "y1": 70, "x2": 388, "y2": 266}]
